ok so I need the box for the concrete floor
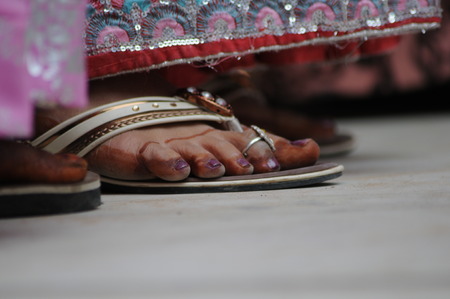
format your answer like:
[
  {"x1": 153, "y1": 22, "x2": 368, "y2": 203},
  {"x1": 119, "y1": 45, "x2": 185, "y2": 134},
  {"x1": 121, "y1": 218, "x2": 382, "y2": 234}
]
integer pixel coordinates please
[{"x1": 1, "y1": 113, "x2": 450, "y2": 299}]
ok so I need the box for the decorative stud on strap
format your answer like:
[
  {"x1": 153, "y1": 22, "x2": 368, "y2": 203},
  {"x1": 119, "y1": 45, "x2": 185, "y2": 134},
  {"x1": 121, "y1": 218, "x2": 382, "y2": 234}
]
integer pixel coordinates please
[
  {"x1": 31, "y1": 92, "x2": 243, "y2": 157},
  {"x1": 175, "y1": 87, "x2": 233, "y2": 117}
]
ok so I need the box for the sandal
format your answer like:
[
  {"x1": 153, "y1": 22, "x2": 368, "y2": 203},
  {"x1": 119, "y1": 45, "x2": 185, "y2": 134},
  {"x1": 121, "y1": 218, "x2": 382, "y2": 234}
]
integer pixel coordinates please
[
  {"x1": 0, "y1": 142, "x2": 101, "y2": 217},
  {"x1": 31, "y1": 88, "x2": 343, "y2": 193}
]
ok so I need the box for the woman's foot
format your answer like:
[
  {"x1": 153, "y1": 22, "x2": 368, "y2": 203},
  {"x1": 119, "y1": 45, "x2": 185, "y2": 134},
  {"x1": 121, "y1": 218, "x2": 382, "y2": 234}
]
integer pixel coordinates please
[
  {"x1": 0, "y1": 140, "x2": 102, "y2": 218},
  {"x1": 0, "y1": 140, "x2": 87, "y2": 184},
  {"x1": 36, "y1": 72, "x2": 320, "y2": 182}
]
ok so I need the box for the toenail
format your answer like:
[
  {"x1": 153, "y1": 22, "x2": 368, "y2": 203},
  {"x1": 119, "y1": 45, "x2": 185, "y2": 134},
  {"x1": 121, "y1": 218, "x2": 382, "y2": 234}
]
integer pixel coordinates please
[
  {"x1": 237, "y1": 158, "x2": 251, "y2": 168},
  {"x1": 174, "y1": 159, "x2": 189, "y2": 171},
  {"x1": 207, "y1": 159, "x2": 222, "y2": 169},
  {"x1": 291, "y1": 138, "x2": 311, "y2": 146},
  {"x1": 267, "y1": 158, "x2": 280, "y2": 170}
]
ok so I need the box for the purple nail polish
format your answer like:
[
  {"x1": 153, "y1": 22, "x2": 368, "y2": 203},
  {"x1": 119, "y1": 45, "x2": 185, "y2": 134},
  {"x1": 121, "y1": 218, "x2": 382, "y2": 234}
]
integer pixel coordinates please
[
  {"x1": 174, "y1": 159, "x2": 189, "y2": 171},
  {"x1": 207, "y1": 159, "x2": 222, "y2": 169},
  {"x1": 291, "y1": 138, "x2": 311, "y2": 146},
  {"x1": 237, "y1": 158, "x2": 251, "y2": 168},
  {"x1": 267, "y1": 158, "x2": 280, "y2": 170}
]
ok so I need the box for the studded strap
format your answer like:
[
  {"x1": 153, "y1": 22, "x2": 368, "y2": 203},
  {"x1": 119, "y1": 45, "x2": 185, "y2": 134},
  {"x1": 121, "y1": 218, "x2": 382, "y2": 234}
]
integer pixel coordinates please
[{"x1": 31, "y1": 95, "x2": 242, "y2": 157}]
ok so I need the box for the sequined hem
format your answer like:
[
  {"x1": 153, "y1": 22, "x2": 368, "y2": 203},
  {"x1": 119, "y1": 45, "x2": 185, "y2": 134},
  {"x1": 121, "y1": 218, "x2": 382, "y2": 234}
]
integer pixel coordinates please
[{"x1": 86, "y1": 0, "x2": 442, "y2": 79}]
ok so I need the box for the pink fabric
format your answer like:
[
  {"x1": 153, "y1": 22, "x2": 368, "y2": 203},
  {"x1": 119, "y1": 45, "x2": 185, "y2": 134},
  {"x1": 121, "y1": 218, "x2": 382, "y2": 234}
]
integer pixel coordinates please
[
  {"x1": 0, "y1": 2, "x2": 31, "y2": 137},
  {"x1": 0, "y1": 0, "x2": 87, "y2": 138}
]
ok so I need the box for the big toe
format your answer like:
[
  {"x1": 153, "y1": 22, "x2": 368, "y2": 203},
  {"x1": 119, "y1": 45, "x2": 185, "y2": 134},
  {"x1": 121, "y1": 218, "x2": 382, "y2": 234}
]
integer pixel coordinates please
[{"x1": 274, "y1": 138, "x2": 320, "y2": 170}]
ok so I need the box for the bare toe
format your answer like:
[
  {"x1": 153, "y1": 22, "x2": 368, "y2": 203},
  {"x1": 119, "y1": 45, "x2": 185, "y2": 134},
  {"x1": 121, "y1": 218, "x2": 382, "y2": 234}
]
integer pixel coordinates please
[
  {"x1": 202, "y1": 138, "x2": 254, "y2": 176},
  {"x1": 272, "y1": 137, "x2": 320, "y2": 169},
  {"x1": 0, "y1": 141, "x2": 87, "y2": 184},
  {"x1": 170, "y1": 142, "x2": 226, "y2": 178},
  {"x1": 138, "y1": 142, "x2": 191, "y2": 181},
  {"x1": 232, "y1": 127, "x2": 281, "y2": 174}
]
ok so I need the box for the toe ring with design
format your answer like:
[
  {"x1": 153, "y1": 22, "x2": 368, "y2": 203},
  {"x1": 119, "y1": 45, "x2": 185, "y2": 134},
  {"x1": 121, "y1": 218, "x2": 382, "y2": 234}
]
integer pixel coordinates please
[{"x1": 242, "y1": 125, "x2": 276, "y2": 157}]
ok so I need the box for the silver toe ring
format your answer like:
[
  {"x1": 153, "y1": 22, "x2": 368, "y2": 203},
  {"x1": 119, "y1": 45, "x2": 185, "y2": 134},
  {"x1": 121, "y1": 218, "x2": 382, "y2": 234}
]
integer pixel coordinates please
[{"x1": 242, "y1": 125, "x2": 276, "y2": 157}]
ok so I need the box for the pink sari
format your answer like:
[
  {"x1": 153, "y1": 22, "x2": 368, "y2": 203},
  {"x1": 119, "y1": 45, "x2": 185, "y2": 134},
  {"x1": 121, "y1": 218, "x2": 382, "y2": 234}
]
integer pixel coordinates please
[{"x1": 0, "y1": 0, "x2": 87, "y2": 138}]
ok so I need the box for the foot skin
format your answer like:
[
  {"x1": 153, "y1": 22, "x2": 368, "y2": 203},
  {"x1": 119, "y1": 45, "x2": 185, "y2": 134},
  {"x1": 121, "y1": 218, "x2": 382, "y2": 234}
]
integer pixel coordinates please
[
  {"x1": 0, "y1": 141, "x2": 87, "y2": 184},
  {"x1": 36, "y1": 71, "x2": 320, "y2": 182}
]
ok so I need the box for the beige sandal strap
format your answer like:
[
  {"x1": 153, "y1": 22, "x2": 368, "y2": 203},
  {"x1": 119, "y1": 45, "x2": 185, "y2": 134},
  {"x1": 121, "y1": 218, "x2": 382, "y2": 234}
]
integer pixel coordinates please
[{"x1": 31, "y1": 95, "x2": 242, "y2": 157}]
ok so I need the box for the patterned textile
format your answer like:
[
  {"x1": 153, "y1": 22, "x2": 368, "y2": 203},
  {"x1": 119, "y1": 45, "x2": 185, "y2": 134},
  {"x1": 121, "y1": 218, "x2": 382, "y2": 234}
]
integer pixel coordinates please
[
  {"x1": 86, "y1": 0, "x2": 442, "y2": 79},
  {"x1": 0, "y1": 0, "x2": 87, "y2": 138},
  {"x1": 0, "y1": 0, "x2": 442, "y2": 138}
]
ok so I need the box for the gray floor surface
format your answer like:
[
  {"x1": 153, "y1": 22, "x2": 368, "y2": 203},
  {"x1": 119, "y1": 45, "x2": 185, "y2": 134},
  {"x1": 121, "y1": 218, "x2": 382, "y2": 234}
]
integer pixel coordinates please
[{"x1": 1, "y1": 113, "x2": 450, "y2": 299}]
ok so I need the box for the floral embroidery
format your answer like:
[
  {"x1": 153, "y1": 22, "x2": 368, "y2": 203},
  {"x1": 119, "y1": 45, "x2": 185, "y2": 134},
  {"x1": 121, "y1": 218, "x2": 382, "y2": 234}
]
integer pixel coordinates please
[
  {"x1": 85, "y1": 0, "x2": 441, "y2": 79},
  {"x1": 86, "y1": 0, "x2": 441, "y2": 55}
]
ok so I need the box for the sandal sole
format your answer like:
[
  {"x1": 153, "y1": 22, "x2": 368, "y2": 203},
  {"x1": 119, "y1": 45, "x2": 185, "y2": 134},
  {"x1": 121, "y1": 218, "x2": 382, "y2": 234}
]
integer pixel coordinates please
[
  {"x1": 101, "y1": 162, "x2": 343, "y2": 194},
  {"x1": 0, "y1": 172, "x2": 101, "y2": 217}
]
